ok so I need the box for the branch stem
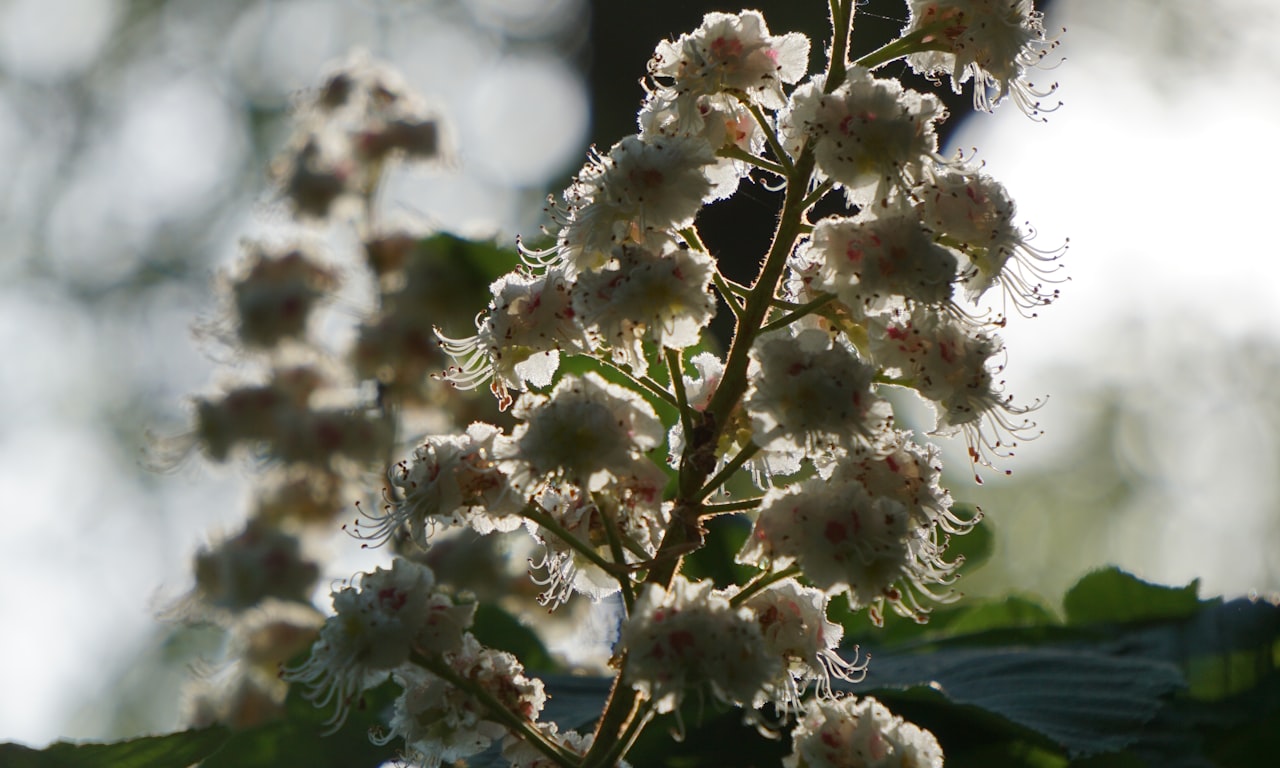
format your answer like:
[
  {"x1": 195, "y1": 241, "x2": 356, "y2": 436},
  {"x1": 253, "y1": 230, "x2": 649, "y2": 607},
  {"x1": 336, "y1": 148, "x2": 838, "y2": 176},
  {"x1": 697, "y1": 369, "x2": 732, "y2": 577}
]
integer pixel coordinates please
[{"x1": 410, "y1": 650, "x2": 578, "y2": 767}]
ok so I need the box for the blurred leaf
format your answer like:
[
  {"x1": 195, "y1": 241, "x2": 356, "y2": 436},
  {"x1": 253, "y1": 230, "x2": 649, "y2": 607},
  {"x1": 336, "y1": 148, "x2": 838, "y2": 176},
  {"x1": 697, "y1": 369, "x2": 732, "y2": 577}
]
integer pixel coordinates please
[
  {"x1": 937, "y1": 594, "x2": 1060, "y2": 637},
  {"x1": 680, "y1": 514, "x2": 754, "y2": 590},
  {"x1": 200, "y1": 679, "x2": 400, "y2": 768},
  {"x1": 1063, "y1": 568, "x2": 1204, "y2": 626},
  {"x1": 470, "y1": 602, "x2": 555, "y2": 673},
  {"x1": 417, "y1": 233, "x2": 519, "y2": 286},
  {"x1": 840, "y1": 593, "x2": 1069, "y2": 652},
  {"x1": 0, "y1": 727, "x2": 230, "y2": 768}
]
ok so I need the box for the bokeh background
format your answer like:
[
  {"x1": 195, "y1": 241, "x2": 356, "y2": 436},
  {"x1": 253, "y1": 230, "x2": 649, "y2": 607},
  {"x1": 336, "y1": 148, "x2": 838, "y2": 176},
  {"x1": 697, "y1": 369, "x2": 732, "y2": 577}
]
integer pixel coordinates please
[{"x1": 2, "y1": 0, "x2": 1277, "y2": 748}]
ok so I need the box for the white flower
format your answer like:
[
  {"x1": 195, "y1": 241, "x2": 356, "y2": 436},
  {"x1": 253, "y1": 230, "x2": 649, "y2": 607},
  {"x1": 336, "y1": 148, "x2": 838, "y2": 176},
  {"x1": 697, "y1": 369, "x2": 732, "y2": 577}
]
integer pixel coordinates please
[
  {"x1": 650, "y1": 10, "x2": 809, "y2": 110},
  {"x1": 829, "y1": 431, "x2": 966, "y2": 534},
  {"x1": 738, "y1": 473, "x2": 959, "y2": 625},
  {"x1": 501, "y1": 372, "x2": 664, "y2": 493},
  {"x1": 377, "y1": 666, "x2": 502, "y2": 768},
  {"x1": 903, "y1": 0, "x2": 1059, "y2": 117},
  {"x1": 869, "y1": 307, "x2": 1039, "y2": 469},
  {"x1": 737, "y1": 580, "x2": 867, "y2": 711},
  {"x1": 680, "y1": 351, "x2": 724, "y2": 410},
  {"x1": 354, "y1": 422, "x2": 522, "y2": 548},
  {"x1": 274, "y1": 52, "x2": 445, "y2": 218},
  {"x1": 572, "y1": 235, "x2": 717, "y2": 376},
  {"x1": 438, "y1": 267, "x2": 587, "y2": 410},
  {"x1": 745, "y1": 329, "x2": 891, "y2": 456},
  {"x1": 665, "y1": 352, "x2": 723, "y2": 466},
  {"x1": 803, "y1": 206, "x2": 957, "y2": 314},
  {"x1": 780, "y1": 69, "x2": 945, "y2": 206},
  {"x1": 915, "y1": 167, "x2": 1065, "y2": 309},
  {"x1": 638, "y1": 91, "x2": 763, "y2": 199},
  {"x1": 283, "y1": 559, "x2": 456, "y2": 730},
  {"x1": 525, "y1": 485, "x2": 617, "y2": 608},
  {"x1": 545, "y1": 135, "x2": 717, "y2": 276},
  {"x1": 785, "y1": 696, "x2": 944, "y2": 768},
  {"x1": 375, "y1": 635, "x2": 545, "y2": 768},
  {"x1": 621, "y1": 575, "x2": 782, "y2": 714},
  {"x1": 525, "y1": 470, "x2": 668, "y2": 609}
]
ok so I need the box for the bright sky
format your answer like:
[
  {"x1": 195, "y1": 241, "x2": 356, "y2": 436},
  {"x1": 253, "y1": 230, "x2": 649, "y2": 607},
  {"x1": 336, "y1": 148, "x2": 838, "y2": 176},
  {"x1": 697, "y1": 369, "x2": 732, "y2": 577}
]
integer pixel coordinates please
[
  {"x1": 1, "y1": 0, "x2": 1277, "y2": 749},
  {"x1": 948, "y1": 0, "x2": 1280, "y2": 598}
]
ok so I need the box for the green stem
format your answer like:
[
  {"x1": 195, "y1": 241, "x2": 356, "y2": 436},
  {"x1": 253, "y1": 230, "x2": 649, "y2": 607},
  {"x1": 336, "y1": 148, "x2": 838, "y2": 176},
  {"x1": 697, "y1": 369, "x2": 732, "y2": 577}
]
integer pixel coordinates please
[
  {"x1": 696, "y1": 441, "x2": 761, "y2": 502},
  {"x1": 666, "y1": 347, "x2": 696, "y2": 452},
  {"x1": 702, "y1": 146, "x2": 818, "y2": 442},
  {"x1": 855, "y1": 24, "x2": 952, "y2": 71},
  {"x1": 520, "y1": 502, "x2": 620, "y2": 578},
  {"x1": 595, "y1": 701, "x2": 656, "y2": 768},
  {"x1": 713, "y1": 272, "x2": 746, "y2": 320},
  {"x1": 721, "y1": 277, "x2": 752, "y2": 297},
  {"x1": 581, "y1": 668, "x2": 638, "y2": 767},
  {"x1": 759, "y1": 293, "x2": 836, "y2": 335},
  {"x1": 585, "y1": 355, "x2": 678, "y2": 409},
  {"x1": 717, "y1": 144, "x2": 787, "y2": 177},
  {"x1": 827, "y1": 0, "x2": 854, "y2": 90},
  {"x1": 700, "y1": 497, "x2": 763, "y2": 516},
  {"x1": 768, "y1": 297, "x2": 809, "y2": 311},
  {"x1": 800, "y1": 178, "x2": 836, "y2": 210},
  {"x1": 595, "y1": 493, "x2": 637, "y2": 613},
  {"x1": 678, "y1": 225, "x2": 709, "y2": 253},
  {"x1": 740, "y1": 96, "x2": 795, "y2": 172},
  {"x1": 679, "y1": 228, "x2": 748, "y2": 321},
  {"x1": 729, "y1": 565, "x2": 803, "y2": 608},
  {"x1": 410, "y1": 650, "x2": 578, "y2": 767}
]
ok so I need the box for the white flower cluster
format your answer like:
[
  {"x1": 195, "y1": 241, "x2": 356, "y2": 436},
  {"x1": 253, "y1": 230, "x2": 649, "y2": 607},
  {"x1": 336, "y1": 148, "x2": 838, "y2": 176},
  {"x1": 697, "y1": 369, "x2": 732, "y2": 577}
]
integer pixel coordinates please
[
  {"x1": 283, "y1": 559, "x2": 475, "y2": 730},
  {"x1": 175, "y1": 5, "x2": 1067, "y2": 766},
  {"x1": 902, "y1": 0, "x2": 1060, "y2": 116},
  {"x1": 786, "y1": 695, "x2": 944, "y2": 768}
]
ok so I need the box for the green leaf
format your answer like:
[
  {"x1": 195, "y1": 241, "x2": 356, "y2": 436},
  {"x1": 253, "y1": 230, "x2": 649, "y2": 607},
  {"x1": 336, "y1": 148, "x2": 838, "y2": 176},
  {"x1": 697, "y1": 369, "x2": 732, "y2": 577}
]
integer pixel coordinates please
[
  {"x1": 200, "y1": 679, "x2": 400, "y2": 768},
  {"x1": 1063, "y1": 567, "x2": 1204, "y2": 626},
  {"x1": 680, "y1": 514, "x2": 754, "y2": 590},
  {"x1": 847, "y1": 646, "x2": 1185, "y2": 759},
  {"x1": 839, "y1": 593, "x2": 1066, "y2": 651},
  {"x1": 938, "y1": 594, "x2": 1060, "y2": 637},
  {"x1": 0, "y1": 727, "x2": 230, "y2": 768},
  {"x1": 470, "y1": 602, "x2": 555, "y2": 673},
  {"x1": 943, "y1": 740, "x2": 1071, "y2": 768}
]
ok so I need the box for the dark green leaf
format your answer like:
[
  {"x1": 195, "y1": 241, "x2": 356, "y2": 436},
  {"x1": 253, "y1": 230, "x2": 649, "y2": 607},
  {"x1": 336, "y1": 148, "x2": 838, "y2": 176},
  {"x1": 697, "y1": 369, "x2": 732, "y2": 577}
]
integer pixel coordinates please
[
  {"x1": 470, "y1": 602, "x2": 555, "y2": 673},
  {"x1": 943, "y1": 739, "x2": 1070, "y2": 768},
  {"x1": 680, "y1": 514, "x2": 754, "y2": 590},
  {"x1": 201, "y1": 679, "x2": 400, "y2": 768},
  {"x1": 0, "y1": 727, "x2": 230, "y2": 768},
  {"x1": 845, "y1": 646, "x2": 1185, "y2": 759}
]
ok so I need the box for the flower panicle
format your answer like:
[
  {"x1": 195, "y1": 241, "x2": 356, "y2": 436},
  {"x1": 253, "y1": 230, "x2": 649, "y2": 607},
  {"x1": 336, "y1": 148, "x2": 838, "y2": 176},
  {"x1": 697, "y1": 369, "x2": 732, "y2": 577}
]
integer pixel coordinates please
[{"x1": 174, "y1": 6, "x2": 1074, "y2": 766}]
